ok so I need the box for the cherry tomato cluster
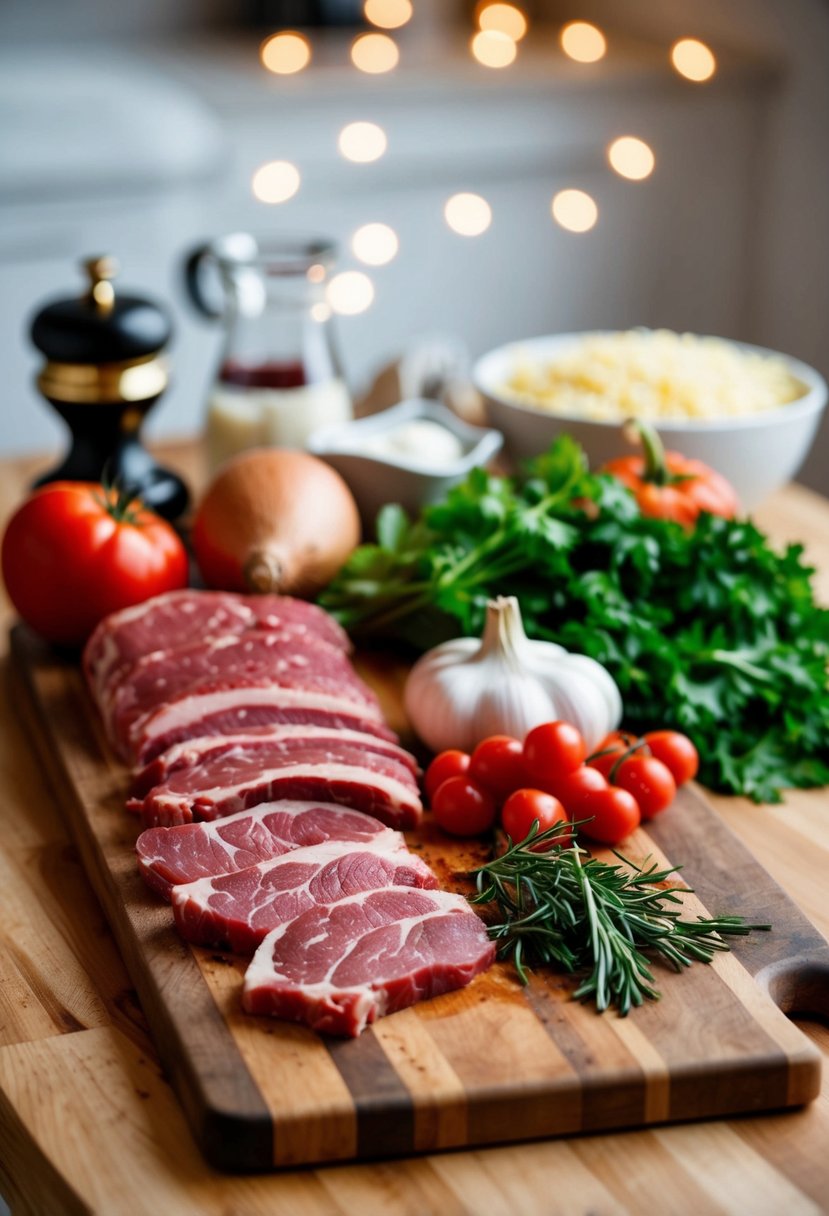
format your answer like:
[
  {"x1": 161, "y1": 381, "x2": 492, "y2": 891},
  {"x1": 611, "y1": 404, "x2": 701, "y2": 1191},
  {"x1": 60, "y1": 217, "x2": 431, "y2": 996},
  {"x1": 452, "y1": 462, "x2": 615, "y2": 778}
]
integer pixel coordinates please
[{"x1": 425, "y1": 723, "x2": 699, "y2": 848}]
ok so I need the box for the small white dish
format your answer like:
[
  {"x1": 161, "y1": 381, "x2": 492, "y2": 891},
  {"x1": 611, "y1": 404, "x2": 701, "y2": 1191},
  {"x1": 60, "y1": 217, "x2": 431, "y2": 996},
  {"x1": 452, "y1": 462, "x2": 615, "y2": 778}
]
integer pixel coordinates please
[
  {"x1": 308, "y1": 399, "x2": 503, "y2": 528},
  {"x1": 473, "y1": 333, "x2": 828, "y2": 511}
]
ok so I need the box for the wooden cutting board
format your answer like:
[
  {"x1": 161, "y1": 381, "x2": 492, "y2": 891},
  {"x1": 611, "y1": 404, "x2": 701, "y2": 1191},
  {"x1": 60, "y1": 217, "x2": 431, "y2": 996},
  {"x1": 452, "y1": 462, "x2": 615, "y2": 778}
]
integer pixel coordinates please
[{"x1": 9, "y1": 624, "x2": 826, "y2": 1172}]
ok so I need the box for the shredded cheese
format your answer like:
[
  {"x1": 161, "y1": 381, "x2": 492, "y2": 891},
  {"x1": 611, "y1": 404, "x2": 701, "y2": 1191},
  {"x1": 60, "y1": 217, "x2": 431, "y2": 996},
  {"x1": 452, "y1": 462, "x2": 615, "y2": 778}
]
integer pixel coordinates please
[{"x1": 503, "y1": 330, "x2": 805, "y2": 421}]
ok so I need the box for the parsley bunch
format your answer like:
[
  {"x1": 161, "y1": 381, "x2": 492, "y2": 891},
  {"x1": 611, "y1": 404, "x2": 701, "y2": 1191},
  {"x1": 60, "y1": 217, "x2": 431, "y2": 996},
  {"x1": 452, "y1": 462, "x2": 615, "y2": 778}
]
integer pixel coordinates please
[{"x1": 320, "y1": 436, "x2": 829, "y2": 802}]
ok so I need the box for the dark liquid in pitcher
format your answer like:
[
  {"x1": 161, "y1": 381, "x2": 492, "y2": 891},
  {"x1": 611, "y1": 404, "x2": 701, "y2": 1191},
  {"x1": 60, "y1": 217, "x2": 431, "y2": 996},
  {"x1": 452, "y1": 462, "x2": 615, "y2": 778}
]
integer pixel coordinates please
[{"x1": 219, "y1": 359, "x2": 307, "y2": 389}]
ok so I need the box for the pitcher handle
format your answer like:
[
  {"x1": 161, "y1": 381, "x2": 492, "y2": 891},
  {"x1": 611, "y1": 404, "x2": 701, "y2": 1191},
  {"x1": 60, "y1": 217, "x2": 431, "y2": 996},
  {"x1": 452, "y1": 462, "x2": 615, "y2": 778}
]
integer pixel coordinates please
[{"x1": 182, "y1": 243, "x2": 222, "y2": 320}]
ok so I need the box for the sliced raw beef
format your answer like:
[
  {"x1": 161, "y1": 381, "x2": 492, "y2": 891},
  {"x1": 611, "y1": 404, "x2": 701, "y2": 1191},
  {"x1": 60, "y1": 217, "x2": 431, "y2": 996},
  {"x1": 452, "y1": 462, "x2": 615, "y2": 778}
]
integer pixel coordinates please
[
  {"x1": 131, "y1": 691, "x2": 397, "y2": 765},
  {"x1": 133, "y1": 737, "x2": 422, "y2": 830},
  {"x1": 171, "y1": 839, "x2": 438, "y2": 953},
  {"x1": 104, "y1": 632, "x2": 383, "y2": 763},
  {"x1": 242, "y1": 887, "x2": 495, "y2": 1037},
  {"x1": 136, "y1": 801, "x2": 402, "y2": 899},
  {"x1": 131, "y1": 725, "x2": 418, "y2": 799},
  {"x1": 84, "y1": 589, "x2": 349, "y2": 702}
]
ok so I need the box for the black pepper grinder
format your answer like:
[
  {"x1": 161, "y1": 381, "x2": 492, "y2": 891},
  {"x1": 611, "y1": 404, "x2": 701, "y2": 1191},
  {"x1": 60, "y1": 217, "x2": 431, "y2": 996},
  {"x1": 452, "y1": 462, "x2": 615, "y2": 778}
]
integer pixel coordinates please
[{"x1": 29, "y1": 255, "x2": 189, "y2": 521}]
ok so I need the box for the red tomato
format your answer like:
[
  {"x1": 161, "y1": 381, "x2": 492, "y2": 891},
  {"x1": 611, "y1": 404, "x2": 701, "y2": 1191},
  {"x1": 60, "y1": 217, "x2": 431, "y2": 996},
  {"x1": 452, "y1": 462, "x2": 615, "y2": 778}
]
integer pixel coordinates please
[
  {"x1": 1, "y1": 483, "x2": 188, "y2": 646},
  {"x1": 613, "y1": 755, "x2": 676, "y2": 821},
  {"x1": 501, "y1": 788, "x2": 571, "y2": 847},
  {"x1": 586, "y1": 731, "x2": 642, "y2": 779},
  {"x1": 579, "y1": 786, "x2": 641, "y2": 846},
  {"x1": 644, "y1": 731, "x2": 699, "y2": 786},
  {"x1": 469, "y1": 735, "x2": 526, "y2": 799},
  {"x1": 424, "y1": 750, "x2": 471, "y2": 803},
  {"x1": 553, "y1": 765, "x2": 609, "y2": 816},
  {"x1": 431, "y1": 777, "x2": 497, "y2": 837},
  {"x1": 523, "y1": 721, "x2": 587, "y2": 788}
]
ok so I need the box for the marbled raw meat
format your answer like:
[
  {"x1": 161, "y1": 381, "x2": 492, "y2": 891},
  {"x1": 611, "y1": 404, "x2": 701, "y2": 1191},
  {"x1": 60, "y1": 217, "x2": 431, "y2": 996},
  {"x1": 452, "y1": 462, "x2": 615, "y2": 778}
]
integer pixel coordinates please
[
  {"x1": 104, "y1": 631, "x2": 383, "y2": 763},
  {"x1": 136, "y1": 801, "x2": 402, "y2": 899},
  {"x1": 242, "y1": 887, "x2": 496, "y2": 1037},
  {"x1": 171, "y1": 839, "x2": 438, "y2": 953},
  {"x1": 84, "y1": 589, "x2": 349, "y2": 703},
  {"x1": 132, "y1": 736, "x2": 422, "y2": 830},
  {"x1": 130, "y1": 725, "x2": 417, "y2": 799}
]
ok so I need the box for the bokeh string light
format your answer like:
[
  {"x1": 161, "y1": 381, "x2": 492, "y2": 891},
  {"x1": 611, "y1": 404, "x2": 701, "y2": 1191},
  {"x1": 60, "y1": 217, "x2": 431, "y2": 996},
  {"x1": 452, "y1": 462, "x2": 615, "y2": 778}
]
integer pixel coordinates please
[
  {"x1": 671, "y1": 38, "x2": 717, "y2": 82},
  {"x1": 560, "y1": 21, "x2": 607, "y2": 63},
  {"x1": 352, "y1": 223, "x2": 400, "y2": 266},
  {"x1": 338, "y1": 121, "x2": 388, "y2": 163},
  {"x1": 477, "y1": 3, "x2": 528, "y2": 42},
  {"x1": 327, "y1": 271, "x2": 376, "y2": 315},
  {"x1": 251, "y1": 160, "x2": 301, "y2": 204},
  {"x1": 470, "y1": 29, "x2": 518, "y2": 69},
  {"x1": 260, "y1": 31, "x2": 311, "y2": 75},
  {"x1": 607, "y1": 136, "x2": 655, "y2": 180},
  {"x1": 351, "y1": 32, "x2": 400, "y2": 73},
  {"x1": 551, "y1": 189, "x2": 598, "y2": 232},
  {"x1": 364, "y1": 0, "x2": 413, "y2": 29},
  {"x1": 444, "y1": 193, "x2": 493, "y2": 236}
]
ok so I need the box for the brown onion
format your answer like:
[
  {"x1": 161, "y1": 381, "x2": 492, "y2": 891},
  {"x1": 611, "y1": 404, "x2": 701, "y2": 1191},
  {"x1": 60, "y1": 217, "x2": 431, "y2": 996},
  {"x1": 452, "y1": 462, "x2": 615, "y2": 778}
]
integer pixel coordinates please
[{"x1": 192, "y1": 448, "x2": 360, "y2": 597}]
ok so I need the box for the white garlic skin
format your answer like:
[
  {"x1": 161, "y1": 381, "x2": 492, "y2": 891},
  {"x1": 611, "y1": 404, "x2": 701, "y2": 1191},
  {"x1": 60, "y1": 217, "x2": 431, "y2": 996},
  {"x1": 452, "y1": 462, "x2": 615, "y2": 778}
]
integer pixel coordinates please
[{"x1": 404, "y1": 596, "x2": 622, "y2": 754}]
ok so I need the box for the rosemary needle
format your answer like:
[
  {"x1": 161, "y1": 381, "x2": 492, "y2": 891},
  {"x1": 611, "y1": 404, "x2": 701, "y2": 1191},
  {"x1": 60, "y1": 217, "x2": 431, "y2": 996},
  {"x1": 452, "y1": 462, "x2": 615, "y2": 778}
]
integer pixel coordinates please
[{"x1": 467, "y1": 821, "x2": 771, "y2": 1016}]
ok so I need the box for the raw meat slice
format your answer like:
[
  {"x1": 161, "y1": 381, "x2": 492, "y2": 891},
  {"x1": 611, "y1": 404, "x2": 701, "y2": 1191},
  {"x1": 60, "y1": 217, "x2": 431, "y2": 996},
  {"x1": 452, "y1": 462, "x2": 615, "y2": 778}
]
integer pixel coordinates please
[
  {"x1": 130, "y1": 687, "x2": 397, "y2": 766},
  {"x1": 136, "y1": 801, "x2": 402, "y2": 899},
  {"x1": 105, "y1": 631, "x2": 381, "y2": 761},
  {"x1": 242, "y1": 887, "x2": 495, "y2": 1037},
  {"x1": 131, "y1": 725, "x2": 418, "y2": 798},
  {"x1": 171, "y1": 840, "x2": 438, "y2": 953},
  {"x1": 133, "y1": 738, "x2": 423, "y2": 831},
  {"x1": 132, "y1": 691, "x2": 398, "y2": 764},
  {"x1": 84, "y1": 589, "x2": 349, "y2": 701}
]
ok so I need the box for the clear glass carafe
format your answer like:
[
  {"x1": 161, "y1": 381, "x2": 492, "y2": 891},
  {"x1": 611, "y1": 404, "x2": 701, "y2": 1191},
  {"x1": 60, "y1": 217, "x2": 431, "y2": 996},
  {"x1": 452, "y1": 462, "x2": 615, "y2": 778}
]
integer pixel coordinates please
[{"x1": 184, "y1": 234, "x2": 352, "y2": 471}]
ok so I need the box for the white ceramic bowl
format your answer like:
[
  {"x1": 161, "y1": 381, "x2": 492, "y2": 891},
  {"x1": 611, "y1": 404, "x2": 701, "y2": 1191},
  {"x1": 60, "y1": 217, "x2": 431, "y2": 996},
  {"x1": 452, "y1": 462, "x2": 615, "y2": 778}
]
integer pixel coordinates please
[
  {"x1": 308, "y1": 399, "x2": 503, "y2": 529},
  {"x1": 473, "y1": 333, "x2": 828, "y2": 510}
]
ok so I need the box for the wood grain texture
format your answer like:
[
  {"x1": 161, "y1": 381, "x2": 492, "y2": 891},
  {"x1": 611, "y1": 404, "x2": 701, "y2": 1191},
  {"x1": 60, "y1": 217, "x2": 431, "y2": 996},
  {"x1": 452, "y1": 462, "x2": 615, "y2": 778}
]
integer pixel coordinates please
[
  {"x1": 2, "y1": 444, "x2": 829, "y2": 1213},
  {"x1": 8, "y1": 621, "x2": 825, "y2": 1172}
]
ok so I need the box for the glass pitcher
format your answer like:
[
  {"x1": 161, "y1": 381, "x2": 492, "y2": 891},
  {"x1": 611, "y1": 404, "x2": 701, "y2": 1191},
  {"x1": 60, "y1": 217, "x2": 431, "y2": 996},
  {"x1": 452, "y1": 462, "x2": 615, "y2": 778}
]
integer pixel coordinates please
[{"x1": 183, "y1": 233, "x2": 352, "y2": 471}]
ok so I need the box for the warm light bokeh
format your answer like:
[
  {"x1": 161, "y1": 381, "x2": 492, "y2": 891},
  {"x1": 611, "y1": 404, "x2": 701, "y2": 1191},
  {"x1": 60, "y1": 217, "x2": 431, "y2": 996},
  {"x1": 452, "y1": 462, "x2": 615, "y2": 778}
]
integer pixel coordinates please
[
  {"x1": 607, "y1": 136, "x2": 655, "y2": 180},
  {"x1": 363, "y1": 0, "x2": 412, "y2": 30},
  {"x1": 260, "y1": 31, "x2": 311, "y2": 75},
  {"x1": 326, "y1": 271, "x2": 375, "y2": 315},
  {"x1": 551, "y1": 189, "x2": 598, "y2": 232},
  {"x1": 351, "y1": 223, "x2": 400, "y2": 266},
  {"x1": 470, "y1": 29, "x2": 518, "y2": 69},
  {"x1": 251, "y1": 160, "x2": 301, "y2": 204},
  {"x1": 671, "y1": 38, "x2": 717, "y2": 82},
  {"x1": 444, "y1": 193, "x2": 492, "y2": 236},
  {"x1": 338, "y1": 121, "x2": 388, "y2": 163},
  {"x1": 477, "y1": 3, "x2": 528, "y2": 42},
  {"x1": 351, "y1": 32, "x2": 400, "y2": 73},
  {"x1": 560, "y1": 21, "x2": 607, "y2": 63}
]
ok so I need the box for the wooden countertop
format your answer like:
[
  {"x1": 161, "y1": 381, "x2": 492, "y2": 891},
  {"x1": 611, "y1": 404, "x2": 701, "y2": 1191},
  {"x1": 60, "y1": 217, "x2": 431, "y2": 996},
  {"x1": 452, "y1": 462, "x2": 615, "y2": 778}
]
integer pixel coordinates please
[{"x1": 0, "y1": 442, "x2": 827, "y2": 1216}]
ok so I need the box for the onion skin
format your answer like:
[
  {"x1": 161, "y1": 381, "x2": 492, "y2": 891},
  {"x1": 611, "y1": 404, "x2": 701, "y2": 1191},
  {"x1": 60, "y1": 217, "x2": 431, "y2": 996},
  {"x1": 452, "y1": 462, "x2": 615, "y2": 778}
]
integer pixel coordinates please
[{"x1": 192, "y1": 448, "x2": 361, "y2": 598}]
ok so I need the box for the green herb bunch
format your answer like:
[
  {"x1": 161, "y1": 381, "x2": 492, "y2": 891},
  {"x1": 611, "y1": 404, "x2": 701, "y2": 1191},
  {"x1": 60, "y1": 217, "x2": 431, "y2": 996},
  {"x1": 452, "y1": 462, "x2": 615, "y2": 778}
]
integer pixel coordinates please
[
  {"x1": 320, "y1": 436, "x2": 829, "y2": 802},
  {"x1": 468, "y1": 821, "x2": 770, "y2": 1015}
]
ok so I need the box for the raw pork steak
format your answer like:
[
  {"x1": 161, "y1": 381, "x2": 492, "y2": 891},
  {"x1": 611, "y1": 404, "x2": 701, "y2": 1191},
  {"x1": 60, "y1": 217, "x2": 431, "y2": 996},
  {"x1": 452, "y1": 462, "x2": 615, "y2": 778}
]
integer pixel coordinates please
[
  {"x1": 132, "y1": 736, "x2": 422, "y2": 830},
  {"x1": 171, "y1": 839, "x2": 438, "y2": 953},
  {"x1": 84, "y1": 589, "x2": 348, "y2": 701},
  {"x1": 104, "y1": 631, "x2": 382, "y2": 761},
  {"x1": 130, "y1": 725, "x2": 418, "y2": 798},
  {"x1": 242, "y1": 887, "x2": 496, "y2": 1037},
  {"x1": 136, "y1": 801, "x2": 402, "y2": 898},
  {"x1": 128, "y1": 688, "x2": 398, "y2": 765}
]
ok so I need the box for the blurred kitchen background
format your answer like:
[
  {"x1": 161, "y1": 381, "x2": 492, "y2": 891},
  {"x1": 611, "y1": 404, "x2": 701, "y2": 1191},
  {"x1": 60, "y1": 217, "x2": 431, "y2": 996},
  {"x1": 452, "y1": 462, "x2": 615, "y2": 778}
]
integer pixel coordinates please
[{"x1": 1, "y1": 0, "x2": 827, "y2": 493}]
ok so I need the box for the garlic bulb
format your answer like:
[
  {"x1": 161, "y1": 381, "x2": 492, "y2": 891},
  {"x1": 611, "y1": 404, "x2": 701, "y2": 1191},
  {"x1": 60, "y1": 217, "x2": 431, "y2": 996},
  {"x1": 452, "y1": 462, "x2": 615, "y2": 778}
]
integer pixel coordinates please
[{"x1": 404, "y1": 596, "x2": 622, "y2": 754}]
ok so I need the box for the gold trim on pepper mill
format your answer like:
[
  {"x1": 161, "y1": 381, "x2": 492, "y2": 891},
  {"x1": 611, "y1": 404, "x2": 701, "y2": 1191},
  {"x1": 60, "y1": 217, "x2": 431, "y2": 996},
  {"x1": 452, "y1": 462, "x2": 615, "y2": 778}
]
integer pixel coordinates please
[{"x1": 37, "y1": 354, "x2": 169, "y2": 405}]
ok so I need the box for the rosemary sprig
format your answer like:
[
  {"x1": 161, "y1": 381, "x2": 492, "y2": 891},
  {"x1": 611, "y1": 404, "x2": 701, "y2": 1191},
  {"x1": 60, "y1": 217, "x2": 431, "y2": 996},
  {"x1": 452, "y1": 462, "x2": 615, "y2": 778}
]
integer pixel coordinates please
[{"x1": 468, "y1": 821, "x2": 770, "y2": 1015}]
